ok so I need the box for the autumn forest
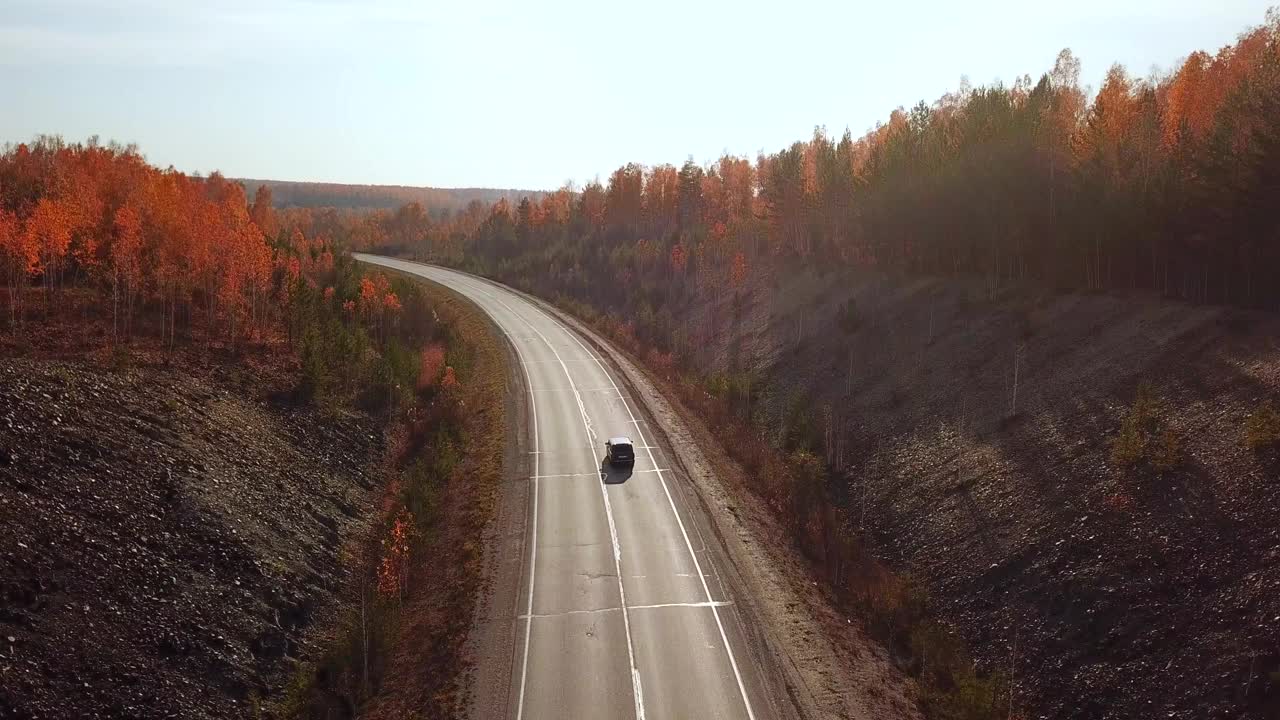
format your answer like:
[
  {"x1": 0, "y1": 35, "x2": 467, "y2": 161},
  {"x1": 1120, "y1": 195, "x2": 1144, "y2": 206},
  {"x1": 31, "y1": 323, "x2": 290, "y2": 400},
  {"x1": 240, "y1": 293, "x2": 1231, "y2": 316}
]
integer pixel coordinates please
[
  {"x1": 419, "y1": 15, "x2": 1280, "y2": 329},
  {"x1": 3, "y1": 9, "x2": 1280, "y2": 720},
  {"x1": 4, "y1": 16, "x2": 1279, "y2": 350}
]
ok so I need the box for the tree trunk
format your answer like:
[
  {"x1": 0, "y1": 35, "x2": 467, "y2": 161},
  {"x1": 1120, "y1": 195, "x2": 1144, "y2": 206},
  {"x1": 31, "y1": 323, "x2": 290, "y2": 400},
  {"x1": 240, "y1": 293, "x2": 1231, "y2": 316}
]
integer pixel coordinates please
[{"x1": 111, "y1": 276, "x2": 119, "y2": 346}]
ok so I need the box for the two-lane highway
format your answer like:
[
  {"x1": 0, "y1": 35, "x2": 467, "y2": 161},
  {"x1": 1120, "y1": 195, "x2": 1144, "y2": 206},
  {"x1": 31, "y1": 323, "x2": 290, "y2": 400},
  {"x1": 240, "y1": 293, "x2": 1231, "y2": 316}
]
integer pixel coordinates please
[{"x1": 356, "y1": 255, "x2": 771, "y2": 719}]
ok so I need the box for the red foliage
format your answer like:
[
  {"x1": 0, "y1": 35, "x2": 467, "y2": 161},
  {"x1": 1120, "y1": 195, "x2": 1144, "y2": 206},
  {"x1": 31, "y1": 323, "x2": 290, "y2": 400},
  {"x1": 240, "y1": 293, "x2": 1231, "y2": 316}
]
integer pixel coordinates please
[
  {"x1": 670, "y1": 243, "x2": 688, "y2": 274},
  {"x1": 359, "y1": 277, "x2": 377, "y2": 310},
  {"x1": 0, "y1": 210, "x2": 34, "y2": 273},
  {"x1": 441, "y1": 365, "x2": 459, "y2": 388},
  {"x1": 0, "y1": 209, "x2": 36, "y2": 329},
  {"x1": 283, "y1": 257, "x2": 301, "y2": 283},
  {"x1": 730, "y1": 251, "x2": 748, "y2": 288},
  {"x1": 316, "y1": 250, "x2": 335, "y2": 275},
  {"x1": 26, "y1": 198, "x2": 71, "y2": 279},
  {"x1": 377, "y1": 509, "x2": 414, "y2": 600},
  {"x1": 359, "y1": 273, "x2": 392, "y2": 315},
  {"x1": 417, "y1": 344, "x2": 446, "y2": 390},
  {"x1": 0, "y1": 141, "x2": 283, "y2": 342},
  {"x1": 647, "y1": 348, "x2": 675, "y2": 374}
]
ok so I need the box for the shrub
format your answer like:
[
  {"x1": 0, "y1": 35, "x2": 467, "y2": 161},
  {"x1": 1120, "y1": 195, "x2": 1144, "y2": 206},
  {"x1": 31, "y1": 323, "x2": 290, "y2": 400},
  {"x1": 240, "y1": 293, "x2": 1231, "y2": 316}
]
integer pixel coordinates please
[
  {"x1": 1244, "y1": 401, "x2": 1280, "y2": 453},
  {"x1": 1110, "y1": 381, "x2": 1181, "y2": 474},
  {"x1": 788, "y1": 449, "x2": 826, "y2": 538},
  {"x1": 1151, "y1": 427, "x2": 1182, "y2": 472},
  {"x1": 298, "y1": 325, "x2": 329, "y2": 401},
  {"x1": 921, "y1": 666, "x2": 1007, "y2": 720},
  {"x1": 1110, "y1": 413, "x2": 1147, "y2": 468}
]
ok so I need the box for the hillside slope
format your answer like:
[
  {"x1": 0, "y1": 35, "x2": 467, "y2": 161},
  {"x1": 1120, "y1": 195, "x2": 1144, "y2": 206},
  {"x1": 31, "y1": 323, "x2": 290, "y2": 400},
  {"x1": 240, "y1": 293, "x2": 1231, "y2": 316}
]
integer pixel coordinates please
[
  {"x1": 678, "y1": 268, "x2": 1280, "y2": 719},
  {"x1": 0, "y1": 355, "x2": 383, "y2": 719}
]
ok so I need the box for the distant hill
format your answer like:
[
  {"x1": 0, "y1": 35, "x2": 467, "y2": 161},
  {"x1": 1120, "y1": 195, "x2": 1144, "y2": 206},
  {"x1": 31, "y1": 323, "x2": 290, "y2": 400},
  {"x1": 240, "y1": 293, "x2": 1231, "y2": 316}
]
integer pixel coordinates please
[{"x1": 236, "y1": 179, "x2": 543, "y2": 215}]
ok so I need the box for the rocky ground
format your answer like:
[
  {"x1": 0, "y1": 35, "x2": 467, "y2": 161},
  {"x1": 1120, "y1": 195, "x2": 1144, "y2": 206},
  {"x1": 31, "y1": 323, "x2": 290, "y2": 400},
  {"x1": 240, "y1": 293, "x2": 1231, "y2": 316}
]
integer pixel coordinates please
[
  {"x1": 678, "y1": 267, "x2": 1280, "y2": 719},
  {"x1": 0, "y1": 353, "x2": 383, "y2": 720}
]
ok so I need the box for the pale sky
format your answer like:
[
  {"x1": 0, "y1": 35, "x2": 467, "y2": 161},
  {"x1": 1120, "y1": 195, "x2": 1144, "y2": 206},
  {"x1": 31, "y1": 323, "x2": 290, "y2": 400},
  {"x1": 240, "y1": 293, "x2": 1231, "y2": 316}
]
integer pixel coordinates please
[{"x1": 2, "y1": 0, "x2": 1272, "y2": 190}]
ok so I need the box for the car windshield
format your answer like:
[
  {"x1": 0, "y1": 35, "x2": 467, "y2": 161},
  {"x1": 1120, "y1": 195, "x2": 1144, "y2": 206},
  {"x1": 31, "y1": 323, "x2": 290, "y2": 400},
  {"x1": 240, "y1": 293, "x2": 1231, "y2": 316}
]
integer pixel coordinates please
[{"x1": 614, "y1": 443, "x2": 633, "y2": 454}]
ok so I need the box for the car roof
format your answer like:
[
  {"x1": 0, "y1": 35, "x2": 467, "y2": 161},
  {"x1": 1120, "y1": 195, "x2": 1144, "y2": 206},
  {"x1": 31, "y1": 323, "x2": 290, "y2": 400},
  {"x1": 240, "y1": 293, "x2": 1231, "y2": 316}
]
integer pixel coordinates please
[{"x1": 608, "y1": 436, "x2": 633, "y2": 445}]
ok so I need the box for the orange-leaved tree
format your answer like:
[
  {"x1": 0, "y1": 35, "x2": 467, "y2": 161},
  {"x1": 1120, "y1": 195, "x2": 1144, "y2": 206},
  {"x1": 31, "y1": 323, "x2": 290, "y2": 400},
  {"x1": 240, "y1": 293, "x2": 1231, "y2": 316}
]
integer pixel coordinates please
[
  {"x1": 0, "y1": 208, "x2": 35, "y2": 331},
  {"x1": 417, "y1": 344, "x2": 446, "y2": 390},
  {"x1": 108, "y1": 203, "x2": 143, "y2": 341},
  {"x1": 377, "y1": 508, "x2": 414, "y2": 604},
  {"x1": 25, "y1": 197, "x2": 71, "y2": 307}
]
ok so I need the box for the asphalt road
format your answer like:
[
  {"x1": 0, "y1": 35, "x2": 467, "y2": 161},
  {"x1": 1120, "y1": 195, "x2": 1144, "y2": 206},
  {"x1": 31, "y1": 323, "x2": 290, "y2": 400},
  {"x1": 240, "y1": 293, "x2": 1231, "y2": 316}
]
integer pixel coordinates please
[{"x1": 355, "y1": 255, "x2": 771, "y2": 720}]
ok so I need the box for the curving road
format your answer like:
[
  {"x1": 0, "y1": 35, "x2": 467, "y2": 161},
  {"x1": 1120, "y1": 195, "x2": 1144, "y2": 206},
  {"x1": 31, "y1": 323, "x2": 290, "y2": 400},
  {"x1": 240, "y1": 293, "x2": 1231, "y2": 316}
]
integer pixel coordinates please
[{"x1": 355, "y1": 255, "x2": 773, "y2": 720}]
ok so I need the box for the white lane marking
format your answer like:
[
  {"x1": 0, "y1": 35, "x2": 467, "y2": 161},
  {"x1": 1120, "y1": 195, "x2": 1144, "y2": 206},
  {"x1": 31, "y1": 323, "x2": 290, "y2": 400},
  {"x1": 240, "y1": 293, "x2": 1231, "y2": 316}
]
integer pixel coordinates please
[
  {"x1": 552, "y1": 317, "x2": 760, "y2": 720},
  {"x1": 532, "y1": 468, "x2": 670, "y2": 480},
  {"x1": 521, "y1": 357, "x2": 605, "y2": 366},
  {"x1": 522, "y1": 606, "x2": 619, "y2": 619},
  {"x1": 634, "y1": 600, "x2": 733, "y2": 611},
  {"x1": 530, "y1": 445, "x2": 651, "y2": 454},
  {"x1": 522, "y1": 601, "x2": 733, "y2": 619},
  {"x1": 514, "y1": 314, "x2": 541, "y2": 720},
  {"x1": 530, "y1": 386, "x2": 623, "y2": 393},
  {"x1": 461, "y1": 279, "x2": 647, "y2": 720}
]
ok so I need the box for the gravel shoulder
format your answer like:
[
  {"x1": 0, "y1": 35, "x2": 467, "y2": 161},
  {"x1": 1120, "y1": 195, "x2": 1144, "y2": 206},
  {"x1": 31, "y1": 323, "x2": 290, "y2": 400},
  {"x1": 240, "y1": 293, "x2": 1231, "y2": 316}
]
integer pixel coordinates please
[{"x1": 457, "y1": 287, "x2": 531, "y2": 720}]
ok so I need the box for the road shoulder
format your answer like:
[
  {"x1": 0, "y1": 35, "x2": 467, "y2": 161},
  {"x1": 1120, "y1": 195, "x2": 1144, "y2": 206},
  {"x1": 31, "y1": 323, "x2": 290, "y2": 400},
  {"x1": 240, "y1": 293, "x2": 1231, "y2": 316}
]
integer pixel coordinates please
[{"x1": 460, "y1": 296, "x2": 531, "y2": 720}]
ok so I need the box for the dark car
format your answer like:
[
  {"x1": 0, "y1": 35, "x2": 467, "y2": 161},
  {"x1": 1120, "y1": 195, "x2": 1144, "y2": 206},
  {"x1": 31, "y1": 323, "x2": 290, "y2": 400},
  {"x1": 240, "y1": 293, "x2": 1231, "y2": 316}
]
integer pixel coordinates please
[{"x1": 605, "y1": 437, "x2": 635, "y2": 466}]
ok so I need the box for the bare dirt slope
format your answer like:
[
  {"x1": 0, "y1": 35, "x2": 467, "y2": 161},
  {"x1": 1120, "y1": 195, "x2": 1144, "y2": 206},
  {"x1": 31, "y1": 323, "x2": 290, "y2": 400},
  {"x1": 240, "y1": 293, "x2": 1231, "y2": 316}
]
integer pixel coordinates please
[
  {"x1": 678, "y1": 267, "x2": 1280, "y2": 719},
  {"x1": 0, "y1": 355, "x2": 383, "y2": 720}
]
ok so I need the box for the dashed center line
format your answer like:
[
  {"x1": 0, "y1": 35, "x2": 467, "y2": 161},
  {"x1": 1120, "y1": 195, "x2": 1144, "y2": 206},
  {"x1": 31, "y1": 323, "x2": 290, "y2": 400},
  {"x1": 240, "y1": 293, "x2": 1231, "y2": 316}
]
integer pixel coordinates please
[
  {"x1": 531, "y1": 468, "x2": 670, "y2": 480},
  {"x1": 529, "y1": 445, "x2": 656, "y2": 454},
  {"x1": 521, "y1": 600, "x2": 733, "y2": 619},
  {"x1": 468, "y1": 279, "x2": 648, "y2": 720},
  {"x1": 530, "y1": 386, "x2": 624, "y2": 393}
]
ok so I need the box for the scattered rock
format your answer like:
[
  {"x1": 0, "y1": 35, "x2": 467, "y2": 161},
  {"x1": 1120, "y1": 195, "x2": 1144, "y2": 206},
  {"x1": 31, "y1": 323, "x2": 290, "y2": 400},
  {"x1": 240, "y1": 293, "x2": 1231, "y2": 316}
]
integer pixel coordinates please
[{"x1": 0, "y1": 356, "x2": 384, "y2": 719}]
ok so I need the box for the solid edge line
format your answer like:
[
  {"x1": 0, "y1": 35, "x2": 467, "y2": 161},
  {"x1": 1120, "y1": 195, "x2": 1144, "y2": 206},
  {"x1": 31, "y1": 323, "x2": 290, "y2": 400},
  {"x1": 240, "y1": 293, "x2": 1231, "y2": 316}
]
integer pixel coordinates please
[
  {"x1": 514, "y1": 332, "x2": 539, "y2": 720},
  {"x1": 553, "y1": 318, "x2": 760, "y2": 720}
]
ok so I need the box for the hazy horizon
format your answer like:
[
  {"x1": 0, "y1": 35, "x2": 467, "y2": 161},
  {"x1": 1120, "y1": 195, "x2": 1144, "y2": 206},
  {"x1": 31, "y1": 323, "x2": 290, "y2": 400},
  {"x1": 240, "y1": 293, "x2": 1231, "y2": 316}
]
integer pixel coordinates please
[{"x1": 3, "y1": 0, "x2": 1272, "y2": 190}]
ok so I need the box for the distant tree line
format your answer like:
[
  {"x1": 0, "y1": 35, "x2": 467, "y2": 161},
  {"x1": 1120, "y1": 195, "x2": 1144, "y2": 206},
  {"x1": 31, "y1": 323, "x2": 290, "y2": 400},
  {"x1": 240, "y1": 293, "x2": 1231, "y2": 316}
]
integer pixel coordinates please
[
  {"x1": 395, "y1": 12, "x2": 1280, "y2": 319},
  {"x1": 240, "y1": 178, "x2": 542, "y2": 215}
]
